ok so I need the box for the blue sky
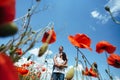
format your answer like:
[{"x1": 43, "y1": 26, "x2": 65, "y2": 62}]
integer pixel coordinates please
[{"x1": 1, "y1": 0, "x2": 120, "y2": 80}]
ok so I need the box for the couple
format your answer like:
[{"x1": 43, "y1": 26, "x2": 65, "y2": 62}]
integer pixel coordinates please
[{"x1": 51, "y1": 46, "x2": 68, "y2": 80}]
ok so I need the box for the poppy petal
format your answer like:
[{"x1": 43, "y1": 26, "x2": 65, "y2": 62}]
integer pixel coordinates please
[
  {"x1": 96, "y1": 41, "x2": 116, "y2": 54},
  {"x1": 68, "y1": 33, "x2": 92, "y2": 51},
  {"x1": 42, "y1": 29, "x2": 56, "y2": 44},
  {"x1": 17, "y1": 67, "x2": 29, "y2": 75},
  {"x1": 75, "y1": 34, "x2": 91, "y2": 48},
  {"x1": 0, "y1": 53, "x2": 19, "y2": 80},
  {"x1": 107, "y1": 54, "x2": 120, "y2": 68},
  {"x1": 68, "y1": 35, "x2": 80, "y2": 47},
  {"x1": 0, "y1": 0, "x2": 15, "y2": 24}
]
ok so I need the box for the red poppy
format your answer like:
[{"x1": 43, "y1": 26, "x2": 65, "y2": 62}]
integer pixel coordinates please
[
  {"x1": 21, "y1": 64, "x2": 26, "y2": 68},
  {"x1": 82, "y1": 67, "x2": 98, "y2": 77},
  {"x1": 17, "y1": 67, "x2": 29, "y2": 75},
  {"x1": 82, "y1": 67, "x2": 89, "y2": 75},
  {"x1": 68, "y1": 33, "x2": 92, "y2": 51},
  {"x1": 42, "y1": 28, "x2": 56, "y2": 44},
  {"x1": 0, "y1": 0, "x2": 18, "y2": 37},
  {"x1": 0, "y1": 0, "x2": 15, "y2": 24},
  {"x1": 30, "y1": 61, "x2": 35, "y2": 64},
  {"x1": 15, "y1": 48, "x2": 23, "y2": 55},
  {"x1": 37, "y1": 72, "x2": 41, "y2": 78},
  {"x1": 42, "y1": 67, "x2": 46, "y2": 72},
  {"x1": 0, "y1": 53, "x2": 19, "y2": 80},
  {"x1": 107, "y1": 54, "x2": 120, "y2": 68},
  {"x1": 96, "y1": 41, "x2": 116, "y2": 54},
  {"x1": 89, "y1": 68, "x2": 98, "y2": 77}
]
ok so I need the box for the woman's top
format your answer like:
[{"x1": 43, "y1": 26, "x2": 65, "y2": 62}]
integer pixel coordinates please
[{"x1": 53, "y1": 54, "x2": 65, "y2": 74}]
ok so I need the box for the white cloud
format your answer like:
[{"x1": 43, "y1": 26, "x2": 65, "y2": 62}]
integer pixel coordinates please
[
  {"x1": 28, "y1": 48, "x2": 39, "y2": 56},
  {"x1": 28, "y1": 47, "x2": 53, "y2": 56},
  {"x1": 76, "y1": 64, "x2": 83, "y2": 71},
  {"x1": 91, "y1": 10, "x2": 110, "y2": 24},
  {"x1": 114, "y1": 76, "x2": 120, "y2": 80},
  {"x1": 89, "y1": 25, "x2": 96, "y2": 31},
  {"x1": 14, "y1": 57, "x2": 28, "y2": 66},
  {"x1": 91, "y1": 11, "x2": 100, "y2": 18}
]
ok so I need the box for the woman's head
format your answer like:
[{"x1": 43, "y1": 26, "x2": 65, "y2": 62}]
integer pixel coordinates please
[{"x1": 61, "y1": 52, "x2": 67, "y2": 62}]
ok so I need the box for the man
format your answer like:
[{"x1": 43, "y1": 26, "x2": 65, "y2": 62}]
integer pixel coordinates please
[{"x1": 51, "y1": 46, "x2": 68, "y2": 80}]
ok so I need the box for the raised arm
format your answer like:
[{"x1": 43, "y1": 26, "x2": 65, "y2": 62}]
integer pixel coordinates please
[{"x1": 53, "y1": 55, "x2": 59, "y2": 66}]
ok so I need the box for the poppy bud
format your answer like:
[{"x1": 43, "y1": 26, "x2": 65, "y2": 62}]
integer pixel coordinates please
[
  {"x1": 65, "y1": 67, "x2": 74, "y2": 80},
  {"x1": 38, "y1": 43, "x2": 48, "y2": 57},
  {"x1": 27, "y1": 55, "x2": 32, "y2": 61},
  {"x1": 105, "y1": 6, "x2": 110, "y2": 12},
  {"x1": 0, "y1": 22, "x2": 18, "y2": 37},
  {"x1": 91, "y1": 62, "x2": 98, "y2": 73}
]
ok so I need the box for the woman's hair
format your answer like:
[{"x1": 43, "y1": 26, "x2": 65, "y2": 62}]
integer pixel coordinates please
[{"x1": 62, "y1": 52, "x2": 67, "y2": 62}]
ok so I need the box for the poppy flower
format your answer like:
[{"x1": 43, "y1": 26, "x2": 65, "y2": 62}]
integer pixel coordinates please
[
  {"x1": 21, "y1": 61, "x2": 34, "y2": 68},
  {"x1": 82, "y1": 67, "x2": 89, "y2": 75},
  {"x1": 107, "y1": 54, "x2": 120, "y2": 68},
  {"x1": 96, "y1": 41, "x2": 116, "y2": 54},
  {"x1": 0, "y1": 53, "x2": 19, "y2": 80},
  {"x1": 68, "y1": 33, "x2": 92, "y2": 51},
  {"x1": 21, "y1": 64, "x2": 26, "y2": 68},
  {"x1": 0, "y1": 0, "x2": 18, "y2": 37},
  {"x1": 89, "y1": 68, "x2": 98, "y2": 77},
  {"x1": 37, "y1": 72, "x2": 41, "y2": 78},
  {"x1": 42, "y1": 67, "x2": 46, "y2": 72},
  {"x1": 0, "y1": 0, "x2": 15, "y2": 24},
  {"x1": 42, "y1": 28, "x2": 56, "y2": 44},
  {"x1": 17, "y1": 67, "x2": 29, "y2": 75},
  {"x1": 15, "y1": 48, "x2": 23, "y2": 55},
  {"x1": 30, "y1": 61, "x2": 35, "y2": 64},
  {"x1": 82, "y1": 67, "x2": 98, "y2": 77}
]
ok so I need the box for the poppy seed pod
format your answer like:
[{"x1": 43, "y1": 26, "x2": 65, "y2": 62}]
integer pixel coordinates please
[
  {"x1": 38, "y1": 43, "x2": 48, "y2": 57},
  {"x1": 91, "y1": 62, "x2": 98, "y2": 73},
  {"x1": 65, "y1": 67, "x2": 74, "y2": 80},
  {"x1": 0, "y1": 22, "x2": 18, "y2": 37},
  {"x1": 105, "y1": 6, "x2": 110, "y2": 12}
]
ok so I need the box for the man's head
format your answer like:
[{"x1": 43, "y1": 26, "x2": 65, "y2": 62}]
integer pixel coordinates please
[{"x1": 59, "y1": 46, "x2": 64, "y2": 52}]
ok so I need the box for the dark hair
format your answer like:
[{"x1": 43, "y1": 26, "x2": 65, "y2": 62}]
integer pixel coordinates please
[{"x1": 62, "y1": 52, "x2": 67, "y2": 62}]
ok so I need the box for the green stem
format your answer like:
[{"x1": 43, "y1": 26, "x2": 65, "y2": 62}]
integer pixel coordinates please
[
  {"x1": 109, "y1": 11, "x2": 120, "y2": 24},
  {"x1": 105, "y1": 52, "x2": 113, "y2": 80}
]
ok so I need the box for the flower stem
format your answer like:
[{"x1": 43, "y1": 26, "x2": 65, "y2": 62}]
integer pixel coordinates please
[{"x1": 105, "y1": 52, "x2": 113, "y2": 80}]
